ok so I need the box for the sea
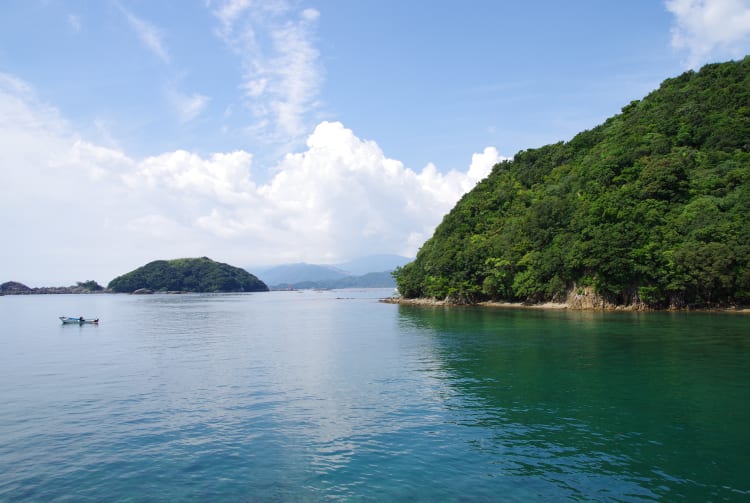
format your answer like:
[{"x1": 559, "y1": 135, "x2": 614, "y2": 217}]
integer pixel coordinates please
[{"x1": 0, "y1": 289, "x2": 748, "y2": 501}]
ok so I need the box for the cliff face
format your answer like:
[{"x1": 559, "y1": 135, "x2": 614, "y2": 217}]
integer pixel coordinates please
[{"x1": 395, "y1": 57, "x2": 750, "y2": 309}]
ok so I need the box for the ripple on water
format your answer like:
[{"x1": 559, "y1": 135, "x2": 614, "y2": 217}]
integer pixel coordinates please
[{"x1": 1, "y1": 293, "x2": 749, "y2": 501}]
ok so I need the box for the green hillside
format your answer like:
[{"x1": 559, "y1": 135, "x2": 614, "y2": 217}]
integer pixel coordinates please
[
  {"x1": 108, "y1": 257, "x2": 269, "y2": 293},
  {"x1": 395, "y1": 57, "x2": 750, "y2": 308}
]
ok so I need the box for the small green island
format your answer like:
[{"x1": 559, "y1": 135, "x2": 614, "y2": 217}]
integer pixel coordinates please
[
  {"x1": 1, "y1": 257, "x2": 269, "y2": 295},
  {"x1": 394, "y1": 57, "x2": 750, "y2": 310},
  {"x1": 107, "y1": 257, "x2": 269, "y2": 293}
]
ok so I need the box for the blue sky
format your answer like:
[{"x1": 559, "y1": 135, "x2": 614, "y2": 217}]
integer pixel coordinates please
[{"x1": 1, "y1": 0, "x2": 750, "y2": 285}]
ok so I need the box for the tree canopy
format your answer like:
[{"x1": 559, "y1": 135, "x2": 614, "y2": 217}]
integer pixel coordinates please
[
  {"x1": 108, "y1": 257, "x2": 269, "y2": 293},
  {"x1": 395, "y1": 57, "x2": 750, "y2": 308}
]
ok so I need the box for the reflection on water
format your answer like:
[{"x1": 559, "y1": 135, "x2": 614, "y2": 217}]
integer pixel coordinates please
[
  {"x1": 396, "y1": 305, "x2": 750, "y2": 500},
  {"x1": 0, "y1": 292, "x2": 748, "y2": 501}
]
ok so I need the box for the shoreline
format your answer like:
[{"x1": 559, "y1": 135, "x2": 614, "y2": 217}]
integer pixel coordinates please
[
  {"x1": 381, "y1": 296, "x2": 750, "y2": 313},
  {"x1": 381, "y1": 297, "x2": 566, "y2": 310}
]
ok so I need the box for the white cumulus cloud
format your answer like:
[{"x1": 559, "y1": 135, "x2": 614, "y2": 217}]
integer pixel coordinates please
[
  {"x1": 123, "y1": 121, "x2": 501, "y2": 265},
  {"x1": 0, "y1": 75, "x2": 503, "y2": 286},
  {"x1": 666, "y1": 0, "x2": 750, "y2": 68}
]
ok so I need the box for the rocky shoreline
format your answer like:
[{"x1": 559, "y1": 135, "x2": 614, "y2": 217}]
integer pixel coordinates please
[
  {"x1": 381, "y1": 296, "x2": 560, "y2": 308},
  {"x1": 381, "y1": 295, "x2": 750, "y2": 313},
  {"x1": 0, "y1": 281, "x2": 107, "y2": 295}
]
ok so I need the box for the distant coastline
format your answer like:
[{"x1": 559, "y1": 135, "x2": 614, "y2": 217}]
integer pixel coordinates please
[{"x1": 0, "y1": 281, "x2": 106, "y2": 296}]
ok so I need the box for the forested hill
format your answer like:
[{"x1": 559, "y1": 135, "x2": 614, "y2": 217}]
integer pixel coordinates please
[
  {"x1": 395, "y1": 57, "x2": 750, "y2": 309},
  {"x1": 108, "y1": 257, "x2": 268, "y2": 293}
]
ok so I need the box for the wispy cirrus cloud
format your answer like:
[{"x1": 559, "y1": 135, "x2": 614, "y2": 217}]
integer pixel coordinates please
[
  {"x1": 117, "y1": 5, "x2": 212, "y2": 123},
  {"x1": 167, "y1": 86, "x2": 211, "y2": 123},
  {"x1": 67, "y1": 13, "x2": 81, "y2": 32},
  {"x1": 119, "y1": 4, "x2": 170, "y2": 63},
  {"x1": 666, "y1": 0, "x2": 750, "y2": 68},
  {"x1": 210, "y1": 0, "x2": 323, "y2": 141}
]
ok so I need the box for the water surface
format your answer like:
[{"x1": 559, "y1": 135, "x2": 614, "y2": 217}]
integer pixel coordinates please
[{"x1": 0, "y1": 291, "x2": 748, "y2": 501}]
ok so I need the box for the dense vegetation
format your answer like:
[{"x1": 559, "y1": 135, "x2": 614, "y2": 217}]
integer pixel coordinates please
[
  {"x1": 108, "y1": 257, "x2": 269, "y2": 293},
  {"x1": 395, "y1": 57, "x2": 750, "y2": 308},
  {"x1": 77, "y1": 280, "x2": 104, "y2": 291}
]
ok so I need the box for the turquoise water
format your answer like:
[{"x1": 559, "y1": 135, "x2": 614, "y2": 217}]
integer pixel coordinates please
[{"x1": 0, "y1": 290, "x2": 748, "y2": 501}]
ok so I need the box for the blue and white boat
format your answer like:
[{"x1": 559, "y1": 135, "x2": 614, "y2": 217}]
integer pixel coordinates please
[{"x1": 60, "y1": 316, "x2": 99, "y2": 325}]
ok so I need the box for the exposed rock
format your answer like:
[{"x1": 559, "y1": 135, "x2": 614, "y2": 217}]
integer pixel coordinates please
[
  {"x1": 0, "y1": 281, "x2": 32, "y2": 294},
  {"x1": 0, "y1": 280, "x2": 108, "y2": 295}
]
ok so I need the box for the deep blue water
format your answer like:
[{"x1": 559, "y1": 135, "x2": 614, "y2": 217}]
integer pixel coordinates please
[{"x1": 0, "y1": 290, "x2": 748, "y2": 501}]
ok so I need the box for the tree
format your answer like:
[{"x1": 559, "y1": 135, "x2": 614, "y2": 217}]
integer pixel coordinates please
[{"x1": 396, "y1": 57, "x2": 750, "y2": 308}]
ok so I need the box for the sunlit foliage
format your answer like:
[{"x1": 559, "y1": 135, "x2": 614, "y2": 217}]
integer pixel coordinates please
[
  {"x1": 395, "y1": 57, "x2": 750, "y2": 308},
  {"x1": 108, "y1": 257, "x2": 269, "y2": 293}
]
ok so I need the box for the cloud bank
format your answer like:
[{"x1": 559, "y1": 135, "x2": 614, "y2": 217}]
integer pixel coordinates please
[
  {"x1": 0, "y1": 75, "x2": 503, "y2": 286},
  {"x1": 666, "y1": 0, "x2": 750, "y2": 68}
]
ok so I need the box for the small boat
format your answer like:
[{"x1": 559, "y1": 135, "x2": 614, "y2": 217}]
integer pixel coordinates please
[{"x1": 60, "y1": 316, "x2": 99, "y2": 325}]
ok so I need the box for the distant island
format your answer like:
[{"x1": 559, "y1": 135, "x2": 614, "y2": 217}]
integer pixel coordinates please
[
  {"x1": 0, "y1": 280, "x2": 105, "y2": 295},
  {"x1": 395, "y1": 57, "x2": 750, "y2": 310},
  {"x1": 107, "y1": 257, "x2": 269, "y2": 293},
  {"x1": 2, "y1": 257, "x2": 269, "y2": 295},
  {"x1": 1, "y1": 256, "x2": 410, "y2": 295}
]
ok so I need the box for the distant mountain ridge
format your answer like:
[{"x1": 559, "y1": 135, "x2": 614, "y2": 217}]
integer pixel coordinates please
[
  {"x1": 255, "y1": 254, "x2": 410, "y2": 289},
  {"x1": 256, "y1": 263, "x2": 348, "y2": 287},
  {"x1": 335, "y1": 254, "x2": 412, "y2": 275},
  {"x1": 276, "y1": 271, "x2": 397, "y2": 290}
]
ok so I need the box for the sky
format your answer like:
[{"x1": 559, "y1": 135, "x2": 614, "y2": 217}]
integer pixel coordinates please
[{"x1": 1, "y1": 0, "x2": 750, "y2": 286}]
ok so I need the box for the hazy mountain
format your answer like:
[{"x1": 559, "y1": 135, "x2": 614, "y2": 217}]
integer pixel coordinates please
[
  {"x1": 276, "y1": 271, "x2": 396, "y2": 290},
  {"x1": 255, "y1": 263, "x2": 348, "y2": 287},
  {"x1": 254, "y1": 255, "x2": 411, "y2": 289},
  {"x1": 335, "y1": 254, "x2": 412, "y2": 275}
]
